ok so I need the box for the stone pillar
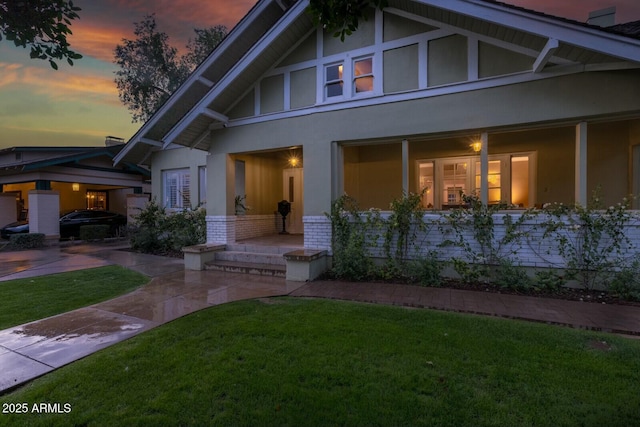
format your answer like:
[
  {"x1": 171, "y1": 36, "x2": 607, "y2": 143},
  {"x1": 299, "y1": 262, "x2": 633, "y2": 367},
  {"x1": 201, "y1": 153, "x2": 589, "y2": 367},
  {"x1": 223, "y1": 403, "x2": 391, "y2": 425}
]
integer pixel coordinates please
[
  {"x1": 28, "y1": 190, "x2": 60, "y2": 239},
  {"x1": 126, "y1": 193, "x2": 150, "y2": 225},
  {"x1": 0, "y1": 193, "x2": 16, "y2": 227}
]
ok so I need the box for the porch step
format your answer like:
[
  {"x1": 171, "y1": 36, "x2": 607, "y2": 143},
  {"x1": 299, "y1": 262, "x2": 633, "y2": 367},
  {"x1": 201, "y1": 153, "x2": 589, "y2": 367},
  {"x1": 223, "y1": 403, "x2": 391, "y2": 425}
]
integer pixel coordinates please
[
  {"x1": 204, "y1": 260, "x2": 286, "y2": 277},
  {"x1": 225, "y1": 243, "x2": 301, "y2": 255},
  {"x1": 203, "y1": 243, "x2": 296, "y2": 277},
  {"x1": 214, "y1": 250, "x2": 286, "y2": 266}
]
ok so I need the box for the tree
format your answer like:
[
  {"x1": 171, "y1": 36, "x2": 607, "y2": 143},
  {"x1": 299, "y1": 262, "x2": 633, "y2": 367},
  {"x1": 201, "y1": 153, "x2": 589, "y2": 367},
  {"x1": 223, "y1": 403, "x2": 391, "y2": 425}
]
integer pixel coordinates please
[
  {"x1": 0, "y1": 0, "x2": 83, "y2": 69},
  {"x1": 114, "y1": 15, "x2": 227, "y2": 123},
  {"x1": 307, "y1": 0, "x2": 387, "y2": 41},
  {"x1": 182, "y1": 26, "x2": 227, "y2": 69}
]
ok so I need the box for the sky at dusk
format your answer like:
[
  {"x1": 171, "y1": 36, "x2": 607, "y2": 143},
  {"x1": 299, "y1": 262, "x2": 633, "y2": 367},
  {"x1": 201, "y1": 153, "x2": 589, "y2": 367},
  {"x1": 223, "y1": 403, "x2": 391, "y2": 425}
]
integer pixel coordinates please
[{"x1": 0, "y1": 0, "x2": 639, "y2": 150}]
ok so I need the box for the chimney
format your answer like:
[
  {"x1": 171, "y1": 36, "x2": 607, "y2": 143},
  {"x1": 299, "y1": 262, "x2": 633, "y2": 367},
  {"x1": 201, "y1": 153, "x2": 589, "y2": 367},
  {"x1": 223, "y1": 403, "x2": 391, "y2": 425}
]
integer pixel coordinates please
[
  {"x1": 588, "y1": 6, "x2": 616, "y2": 27},
  {"x1": 105, "y1": 136, "x2": 125, "y2": 147}
]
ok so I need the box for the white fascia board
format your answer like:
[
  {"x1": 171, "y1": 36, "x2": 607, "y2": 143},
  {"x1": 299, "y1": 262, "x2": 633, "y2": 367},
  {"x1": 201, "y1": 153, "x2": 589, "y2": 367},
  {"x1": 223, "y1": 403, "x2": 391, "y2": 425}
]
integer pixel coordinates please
[
  {"x1": 420, "y1": 0, "x2": 640, "y2": 62},
  {"x1": 162, "y1": 0, "x2": 310, "y2": 145},
  {"x1": 114, "y1": 0, "x2": 275, "y2": 165},
  {"x1": 140, "y1": 138, "x2": 163, "y2": 147},
  {"x1": 533, "y1": 38, "x2": 559, "y2": 73},
  {"x1": 202, "y1": 108, "x2": 229, "y2": 123}
]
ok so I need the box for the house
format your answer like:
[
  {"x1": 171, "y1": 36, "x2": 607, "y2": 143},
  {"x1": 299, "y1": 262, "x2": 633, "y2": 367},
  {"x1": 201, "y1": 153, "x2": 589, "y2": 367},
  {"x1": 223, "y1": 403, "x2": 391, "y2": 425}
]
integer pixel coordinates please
[
  {"x1": 114, "y1": 0, "x2": 640, "y2": 257},
  {"x1": 0, "y1": 138, "x2": 150, "y2": 238}
]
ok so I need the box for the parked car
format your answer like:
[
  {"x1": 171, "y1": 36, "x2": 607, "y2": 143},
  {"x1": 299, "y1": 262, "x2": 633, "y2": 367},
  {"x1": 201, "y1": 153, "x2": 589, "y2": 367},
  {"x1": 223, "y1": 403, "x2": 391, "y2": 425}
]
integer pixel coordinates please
[{"x1": 0, "y1": 210, "x2": 127, "y2": 240}]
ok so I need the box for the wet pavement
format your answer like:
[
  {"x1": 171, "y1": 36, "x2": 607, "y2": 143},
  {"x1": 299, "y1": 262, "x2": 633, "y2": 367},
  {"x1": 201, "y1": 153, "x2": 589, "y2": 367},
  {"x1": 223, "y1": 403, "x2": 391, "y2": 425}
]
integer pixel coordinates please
[
  {"x1": 0, "y1": 243, "x2": 306, "y2": 392},
  {"x1": 1, "y1": 242, "x2": 640, "y2": 394}
]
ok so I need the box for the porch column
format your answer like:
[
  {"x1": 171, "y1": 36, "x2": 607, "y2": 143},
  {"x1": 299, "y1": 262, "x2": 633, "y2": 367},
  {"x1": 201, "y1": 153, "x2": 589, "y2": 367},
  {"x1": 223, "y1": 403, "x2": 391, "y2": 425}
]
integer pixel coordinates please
[
  {"x1": 480, "y1": 132, "x2": 489, "y2": 205},
  {"x1": 304, "y1": 142, "x2": 333, "y2": 251},
  {"x1": 0, "y1": 193, "x2": 16, "y2": 228},
  {"x1": 205, "y1": 153, "x2": 236, "y2": 244},
  {"x1": 331, "y1": 141, "x2": 344, "y2": 200},
  {"x1": 402, "y1": 139, "x2": 409, "y2": 194},
  {"x1": 28, "y1": 190, "x2": 60, "y2": 240},
  {"x1": 126, "y1": 193, "x2": 150, "y2": 225},
  {"x1": 575, "y1": 122, "x2": 588, "y2": 206}
]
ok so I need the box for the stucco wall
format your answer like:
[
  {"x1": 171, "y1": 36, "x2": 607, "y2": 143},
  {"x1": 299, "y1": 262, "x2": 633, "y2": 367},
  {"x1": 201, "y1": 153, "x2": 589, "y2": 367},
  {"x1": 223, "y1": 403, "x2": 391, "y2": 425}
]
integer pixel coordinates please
[{"x1": 206, "y1": 70, "x2": 640, "y2": 215}]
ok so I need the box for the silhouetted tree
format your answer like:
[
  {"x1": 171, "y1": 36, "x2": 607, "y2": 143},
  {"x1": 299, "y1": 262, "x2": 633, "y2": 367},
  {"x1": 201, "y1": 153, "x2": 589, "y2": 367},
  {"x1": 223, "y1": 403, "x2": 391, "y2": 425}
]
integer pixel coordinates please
[
  {"x1": 114, "y1": 15, "x2": 226, "y2": 123},
  {"x1": 0, "y1": 0, "x2": 83, "y2": 69},
  {"x1": 307, "y1": 0, "x2": 387, "y2": 41}
]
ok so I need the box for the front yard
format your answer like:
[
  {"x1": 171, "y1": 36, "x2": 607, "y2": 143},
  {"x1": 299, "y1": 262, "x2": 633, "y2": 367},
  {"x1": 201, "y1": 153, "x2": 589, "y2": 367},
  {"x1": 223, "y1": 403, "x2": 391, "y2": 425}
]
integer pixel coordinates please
[
  {"x1": 0, "y1": 266, "x2": 148, "y2": 330},
  {"x1": 1, "y1": 298, "x2": 639, "y2": 426}
]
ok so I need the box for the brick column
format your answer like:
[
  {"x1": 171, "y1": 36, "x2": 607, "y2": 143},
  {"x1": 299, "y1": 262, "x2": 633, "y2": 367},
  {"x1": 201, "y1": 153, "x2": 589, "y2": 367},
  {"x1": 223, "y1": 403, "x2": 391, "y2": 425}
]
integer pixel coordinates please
[
  {"x1": 206, "y1": 215, "x2": 236, "y2": 244},
  {"x1": 303, "y1": 216, "x2": 332, "y2": 252}
]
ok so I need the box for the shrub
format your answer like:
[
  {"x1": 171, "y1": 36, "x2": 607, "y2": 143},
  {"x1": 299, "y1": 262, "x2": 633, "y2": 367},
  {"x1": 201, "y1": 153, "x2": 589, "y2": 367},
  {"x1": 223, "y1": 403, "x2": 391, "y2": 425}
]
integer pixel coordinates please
[
  {"x1": 325, "y1": 195, "x2": 381, "y2": 281},
  {"x1": 79, "y1": 224, "x2": 110, "y2": 241},
  {"x1": 407, "y1": 252, "x2": 444, "y2": 286},
  {"x1": 494, "y1": 259, "x2": 532, "y2": 291},
  {"x1": 533, "y1": 269, "x2": 565, "y2": 292},
  {"x1": 383, "y1": 190, "x2": 427, "y2": 267},
  {"x1": 130, "y1": 198, "x2": 206, "y2": 254},
  {"x1": 9, "y1": 233, "x2": 45, "y2": 250},
  {"x1": 609, "y1": 258, "x2": 640, "y2": 301},
  {"x1": 536, "y1": 195, "x2": 635, "y2": 289}
]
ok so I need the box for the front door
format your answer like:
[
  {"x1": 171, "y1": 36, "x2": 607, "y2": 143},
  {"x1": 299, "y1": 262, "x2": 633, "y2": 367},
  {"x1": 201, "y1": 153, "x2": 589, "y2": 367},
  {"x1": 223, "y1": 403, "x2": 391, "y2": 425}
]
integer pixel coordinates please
[{"x1": 283, "y1": 168, "x2": 303, "y2": 234}]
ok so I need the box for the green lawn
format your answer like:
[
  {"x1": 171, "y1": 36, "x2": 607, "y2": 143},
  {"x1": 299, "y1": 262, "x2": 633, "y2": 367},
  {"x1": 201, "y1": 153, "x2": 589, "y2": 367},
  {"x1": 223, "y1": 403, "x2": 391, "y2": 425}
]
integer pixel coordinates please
[
  {"x1": 0, "y1": 266, "x2": 148, "y2": 330},
  {"x1": 1, "y1": 298, "x2": 639, "y2": 426}
]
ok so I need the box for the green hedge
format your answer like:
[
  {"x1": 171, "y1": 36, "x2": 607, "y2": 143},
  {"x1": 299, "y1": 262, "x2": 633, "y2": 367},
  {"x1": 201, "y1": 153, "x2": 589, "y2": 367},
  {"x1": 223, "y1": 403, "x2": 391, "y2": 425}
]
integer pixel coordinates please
[{"x1": 9, "y1": 233, "x2": 45, "y2": 249}]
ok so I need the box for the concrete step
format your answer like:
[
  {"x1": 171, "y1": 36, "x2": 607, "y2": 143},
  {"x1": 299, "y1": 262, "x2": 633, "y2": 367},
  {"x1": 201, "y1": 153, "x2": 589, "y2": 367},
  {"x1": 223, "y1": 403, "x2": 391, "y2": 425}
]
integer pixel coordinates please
[
  {"x1": 204, "y1": 260, "x2": 286, "y2": 277},
  {"x1": 225, "y1": 244, "x2": 301, "y2": 255},
  {"x1": 215, "y1": 250, "x2": 285, "y2": 266}
]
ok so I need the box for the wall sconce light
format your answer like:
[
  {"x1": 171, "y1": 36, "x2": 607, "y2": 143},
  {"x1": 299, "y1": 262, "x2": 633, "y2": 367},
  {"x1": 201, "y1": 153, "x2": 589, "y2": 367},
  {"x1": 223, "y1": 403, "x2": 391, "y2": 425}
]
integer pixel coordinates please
[
  {"x1": 72, "y1": 183, "x2": 80, "y2": 191},
  {"x1": 470, "y1": 141, "x2": 482, "y2": 153},
  {"x1": 288, "y1": 156, "x2": 299, "y2": 167}
]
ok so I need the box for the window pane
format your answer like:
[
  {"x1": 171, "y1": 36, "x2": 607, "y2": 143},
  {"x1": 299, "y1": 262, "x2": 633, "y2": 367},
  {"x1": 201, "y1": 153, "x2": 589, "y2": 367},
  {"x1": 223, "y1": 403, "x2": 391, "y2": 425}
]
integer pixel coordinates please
[
  {"x1": 326, "y1": 64, "x2": 343, "y2": 81},
  {"x1": 443, "y1": 161, "x2": 467, "y2": 205},
  {"x1": 354, "y1": 58, "x2": 372, "y2": 76},
  {"x1": 199, "y1": 167, "x2": 206, "y2": 205},
  {"x1": 164, "y1": 169, "x2": 190, "y2": 209},
  {"x1": 511, "y1": 156, "x2": 529, "y2": 207},
  {"x1": 419, "y1": 162, "x2": 434, "y2": 209},
  {"x1": 327, "y1": 82, "x2": 343, "y2": 97},
  {"x1": 355, "y1": 76, "x2": 373, "y2": 93}
]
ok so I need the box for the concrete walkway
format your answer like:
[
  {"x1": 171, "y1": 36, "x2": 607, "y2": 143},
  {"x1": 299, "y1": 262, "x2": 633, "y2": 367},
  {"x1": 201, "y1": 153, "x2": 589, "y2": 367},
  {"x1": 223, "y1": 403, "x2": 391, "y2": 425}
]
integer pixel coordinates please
[{"x1": 1, "y1": 243, "x2": 639, "y2": 394}]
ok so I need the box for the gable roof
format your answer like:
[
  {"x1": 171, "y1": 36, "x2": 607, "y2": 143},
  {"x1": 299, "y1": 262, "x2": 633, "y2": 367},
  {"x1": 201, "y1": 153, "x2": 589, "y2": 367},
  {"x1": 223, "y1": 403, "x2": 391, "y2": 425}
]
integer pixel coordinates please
[{"x1": 114, "y1": 0, "x2": 640, "y2": 166}]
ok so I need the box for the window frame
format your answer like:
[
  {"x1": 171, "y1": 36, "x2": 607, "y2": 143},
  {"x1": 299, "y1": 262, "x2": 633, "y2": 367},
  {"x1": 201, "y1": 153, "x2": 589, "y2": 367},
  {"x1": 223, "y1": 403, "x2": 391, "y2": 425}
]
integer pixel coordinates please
[
  {"x1": 416, "y1": 152, "x2": 536, "y2": 209},
  {"x1": 162, "y1": 168, "x2": 191, "y2": 210},
  {"x1": 352, "y1": 55, "x2": 374, "y2": 95},
  {"x1": 324, "y1": 62, "x2": 344, "y2": 99}
]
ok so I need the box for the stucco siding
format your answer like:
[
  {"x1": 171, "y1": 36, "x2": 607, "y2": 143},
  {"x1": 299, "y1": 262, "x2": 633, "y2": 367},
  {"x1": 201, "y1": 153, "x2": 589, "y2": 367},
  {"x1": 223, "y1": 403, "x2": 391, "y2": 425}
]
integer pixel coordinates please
[
  {"x1": 479, "y1": 41, "x2": 535, "y2": 78},
  {"x1": 428, "y1": 34, "x2": 468, "y2": 86},
  {"x1": 384, "y1": 44, "x2": 420, "y2": 93},
  {"x1": 260, "y1": 74, "x2": 285, "y2": 114},
  {"x1": 290, "y1": 67, "x2": 316, "y2": 109}
]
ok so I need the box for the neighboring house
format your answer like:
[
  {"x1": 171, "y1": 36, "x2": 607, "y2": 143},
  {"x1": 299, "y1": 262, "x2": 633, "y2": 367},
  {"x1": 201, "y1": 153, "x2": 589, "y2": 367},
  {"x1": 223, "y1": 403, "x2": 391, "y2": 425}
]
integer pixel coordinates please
[
  {"x1": 114, "y1": 0, "x2": 640, "y2": 253},
  {"x1": 0, "y1": 138, "x2": 150, "y2": 236}
]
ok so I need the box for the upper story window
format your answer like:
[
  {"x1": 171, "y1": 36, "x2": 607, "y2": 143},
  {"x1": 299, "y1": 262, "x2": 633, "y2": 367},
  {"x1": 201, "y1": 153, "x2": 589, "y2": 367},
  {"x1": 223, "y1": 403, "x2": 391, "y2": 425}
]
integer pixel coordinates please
[
  {"x1": 325, "y1": 63, "x2": 344, "y2": 98},
  {"x1": 353, "y1": 57, "x2": 373, "y2": 94}
]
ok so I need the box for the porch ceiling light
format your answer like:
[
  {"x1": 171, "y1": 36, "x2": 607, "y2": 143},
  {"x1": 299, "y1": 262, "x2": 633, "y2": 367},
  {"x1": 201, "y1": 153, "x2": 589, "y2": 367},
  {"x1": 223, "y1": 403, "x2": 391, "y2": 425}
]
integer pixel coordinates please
[
  {"x1": 288, "y1": 156, "x2": 299, "y2": 167},
  {"x1": 72, "y1": 183, "x2": 80, "y2": 191},
  {"x1": 470, "y1": 141, "x2": 482, "y2": 153}
]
